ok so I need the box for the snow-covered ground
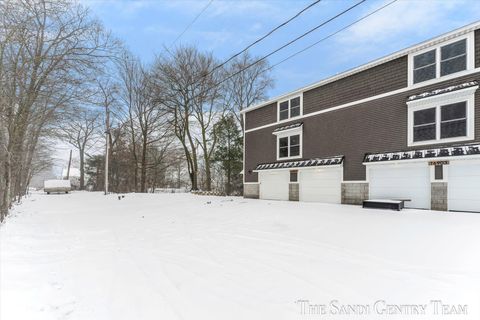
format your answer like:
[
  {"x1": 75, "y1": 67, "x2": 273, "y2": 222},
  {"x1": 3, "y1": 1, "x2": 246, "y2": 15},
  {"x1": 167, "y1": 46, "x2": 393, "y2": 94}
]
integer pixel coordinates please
[{"x1": 1, "y1": 192, "x2": 480, "y2": 320}]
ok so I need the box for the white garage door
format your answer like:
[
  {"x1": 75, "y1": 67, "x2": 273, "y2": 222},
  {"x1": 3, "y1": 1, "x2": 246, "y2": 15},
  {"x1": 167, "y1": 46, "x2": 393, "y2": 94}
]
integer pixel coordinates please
[
  {"x1": 368, "y1": 163, "x2": 430, "y2": 209},
  {"x1": 299, "y1": 167, "x2": 342, "y2": 203},
  {"x1": 448, "y1": 160, "x2": 480, "y2": 212},
  {"x1": 259, "y1": 171, "x2": 289, "y2": 201}
]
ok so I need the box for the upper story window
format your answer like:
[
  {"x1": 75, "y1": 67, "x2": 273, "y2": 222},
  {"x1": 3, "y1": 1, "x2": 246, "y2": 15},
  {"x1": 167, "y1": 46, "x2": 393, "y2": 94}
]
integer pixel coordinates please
[
  {"x1": 409, "y1": 33, "x2": 474, "y2": 86},
  {"x1": 278, "y1": 134, "x2": 300, "y2": 159},
  {"x1": 407, "y1": 84, "x2": 477, "y2": 146},
  {"x1": 273, "y1": 125, "x2": 303, "y2": 160},
  {"x1": 412, "y1": 102, "x2": 467, "y2": 142},
  {"x1": 278, "y1": 95, "x2": 302, "y2": 121}
]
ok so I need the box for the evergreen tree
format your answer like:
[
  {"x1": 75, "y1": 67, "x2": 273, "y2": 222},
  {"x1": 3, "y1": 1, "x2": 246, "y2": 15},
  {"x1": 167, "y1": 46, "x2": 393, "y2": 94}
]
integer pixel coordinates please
[{"x1": 213, "y1": 116, "x2": 243, "y2": 195}]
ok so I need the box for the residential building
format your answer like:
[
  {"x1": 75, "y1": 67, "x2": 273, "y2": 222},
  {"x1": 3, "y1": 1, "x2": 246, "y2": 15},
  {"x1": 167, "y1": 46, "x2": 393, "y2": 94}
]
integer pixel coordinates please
[{"x1": 242, "y1": 21, "x2": 480, "y2": 212}]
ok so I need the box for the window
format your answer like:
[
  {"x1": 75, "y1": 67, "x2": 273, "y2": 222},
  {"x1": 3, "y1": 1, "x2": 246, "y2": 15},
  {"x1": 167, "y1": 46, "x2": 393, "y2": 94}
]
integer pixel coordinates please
[
  {"x1": 290, "y1": 134, "x2": 300, "y2": 156},
  {"x1": 407, "y1": 86, "x2": 476, "y2": 146},
  {"x1": 441, "y1": 40, "x2": 466, "y2": 76},
  {"x1": 290, "y1": 170, "x2": 298, "y2": 182},
  {"x1": 279, "y1": 101, "x2": 289, "y2": 120},
  {"x1": 434, "y1": 165, "x2": 443, "y2": 180},
  {"x1": 413, "y1": 107, "x2": 436, "y2": 142},
  {"x1": 278, "y1": 134, "x2": 301, "y2": 159},
  {"x1": 279, "y1": 137, "x2": 289, "y2": 157},
  {"x1": 409, "y1": 34, "x2": 473, "y2": 86},
  {"x1": 277, "y1": 95, "x2": 302, "y2": 121},
  {"x1": 413, "y1": 50, "x2": 436, "y2": 84},
  {"x1": 412, "y1": 103, "x2": 468, "y2": 143},
  {"x1": 440, "y1": 102, "x2": 466, "y2": 139}
]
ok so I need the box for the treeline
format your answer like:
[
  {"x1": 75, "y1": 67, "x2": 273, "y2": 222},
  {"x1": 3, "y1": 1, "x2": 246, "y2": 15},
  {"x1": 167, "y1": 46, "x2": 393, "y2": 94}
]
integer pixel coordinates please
[{"x1": 0, "y1": 0, "x2": 273, "y2": 222}]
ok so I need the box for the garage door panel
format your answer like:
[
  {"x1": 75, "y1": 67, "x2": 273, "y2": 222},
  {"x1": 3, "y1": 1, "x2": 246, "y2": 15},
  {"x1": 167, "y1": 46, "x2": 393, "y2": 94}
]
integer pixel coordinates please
[
  {"x1": 299, "y1": 168, "x2": 341, "y2": 203},
  {"x1": 259, "y1": 171, "x2": 289, "y2": 201},
  {"x1": 369, "y1": 164, "x2": 430, "y2": 209},
  {"x1": 448, "y1": 160, "x2": 480, "y2": 212}
]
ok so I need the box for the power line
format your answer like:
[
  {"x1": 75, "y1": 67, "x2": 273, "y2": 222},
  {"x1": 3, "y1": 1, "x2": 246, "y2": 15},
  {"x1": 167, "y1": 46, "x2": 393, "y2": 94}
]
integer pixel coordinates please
[
  {"x1": 198, "y1": 0, "x2": 367, "y2": 93},
  {"x1": 267, "y1": 0, "x2": 398, "y2": 72},
  {"x1": 170, "y1": 0, "x2": 214, "y2": 47},
  {"x1": 202, "y1": 0, "x2": 323, "y2": 79}
]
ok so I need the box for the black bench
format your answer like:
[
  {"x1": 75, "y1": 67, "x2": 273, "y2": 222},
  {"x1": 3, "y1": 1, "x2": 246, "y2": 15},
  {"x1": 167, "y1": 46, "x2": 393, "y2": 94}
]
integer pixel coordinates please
[{"x1": 363, "y1": 199, "x2": 410, "y2": 211}]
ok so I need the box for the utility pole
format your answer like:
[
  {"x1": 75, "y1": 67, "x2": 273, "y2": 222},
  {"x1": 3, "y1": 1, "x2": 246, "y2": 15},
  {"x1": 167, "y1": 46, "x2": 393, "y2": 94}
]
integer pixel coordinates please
[
  {"x1": 104, "y1": 104, "x2": 110, "y2": 195},
  {"x1": 66, "y1": 149, "x2": 72, "y2": 180}
]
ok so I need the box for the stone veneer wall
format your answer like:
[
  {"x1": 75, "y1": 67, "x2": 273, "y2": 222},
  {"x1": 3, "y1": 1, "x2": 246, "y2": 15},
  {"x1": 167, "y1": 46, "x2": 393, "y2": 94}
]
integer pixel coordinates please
[
  {"x1": 342, "y1": 182, "x2": 369, "y2": 205},
  {"x1": 289, "y1": 183, "x2": 299, "y2": 201},
  {"x1": 243, "y1": 183, "x2": 259, "y2": 199},
  {"x1": 431, "y1": 182, "x2": 448, "y2": 211}
]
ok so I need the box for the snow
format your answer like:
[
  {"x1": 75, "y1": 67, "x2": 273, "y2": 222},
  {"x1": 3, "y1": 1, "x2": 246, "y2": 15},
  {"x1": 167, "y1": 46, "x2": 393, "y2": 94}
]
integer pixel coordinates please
[
  {"x1": 363, "y1": 199, "x2": 404, "y2": 204},
  {"x1": 1, "y1": 192, "x2": 480, "y2": 320},
  {"x1": 61, "y1": 168, "x2": 81, "y2": 178},
  {"x1": 407, "y1": 81, "x2": 478, "y2": 101},
  {"x1": 44, "y1": 179, "x2": 71, "y2": 189}
]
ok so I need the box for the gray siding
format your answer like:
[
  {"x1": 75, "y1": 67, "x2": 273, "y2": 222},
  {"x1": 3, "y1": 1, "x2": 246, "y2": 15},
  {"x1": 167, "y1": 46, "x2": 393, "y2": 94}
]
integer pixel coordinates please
[
  {"x1": 303, "y1": 57, "x2": 407, "y2": 115},
  {"x1": 245, "y1": 73, "x2": 480, "y2": 182}
]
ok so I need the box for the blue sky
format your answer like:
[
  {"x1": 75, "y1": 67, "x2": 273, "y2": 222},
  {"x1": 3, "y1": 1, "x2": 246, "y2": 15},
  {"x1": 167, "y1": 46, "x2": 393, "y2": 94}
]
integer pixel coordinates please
[{"x1": 83, "y1": 0, "x2": 480, "y2": 98}]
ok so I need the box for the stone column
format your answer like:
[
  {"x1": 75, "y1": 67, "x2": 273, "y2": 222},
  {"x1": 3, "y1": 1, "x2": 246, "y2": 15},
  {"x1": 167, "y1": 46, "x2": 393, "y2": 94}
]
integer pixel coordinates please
[
  {"x1": 431, "y1": 182, "x2": 448, "y2": 211},
  {"x1": 289, "y1": 183, "x2": 299, "y2": 201},
  {"x1": 243, "y1": 183, "x2": 259, "y2": 199},
  {"x1": 341, "y1": 182, "x2": 369, "y2": 205}
]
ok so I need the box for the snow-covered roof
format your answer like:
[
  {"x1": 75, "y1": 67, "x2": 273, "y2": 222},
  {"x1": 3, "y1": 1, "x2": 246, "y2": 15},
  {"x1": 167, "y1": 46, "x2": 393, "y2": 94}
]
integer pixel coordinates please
[
  {"x1": 241, "y1": 21, "x2": 480, "y2": 115},
  {"x1": 272, "y1": 122, "x2": 303, "y2": 133},
  {"x1": 363, "y1": 143, "x2": 480, "y2": 163},
  {"x1": 407, "y1": 81, "x2": 478, "y2": 101},
  {"x1": 44, "y1": 180, "x2": 71, "y2": 188},
  {"x1": 255, "y1": 156, "x2": 344, "y2": 171}
]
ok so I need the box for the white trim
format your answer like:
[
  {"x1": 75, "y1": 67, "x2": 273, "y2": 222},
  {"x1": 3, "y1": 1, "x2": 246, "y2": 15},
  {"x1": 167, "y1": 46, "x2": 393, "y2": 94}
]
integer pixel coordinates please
[
  {"x1": 243, "y1": 182, "x2": 260, "y2": 185},
  {"x1": 363, "y1": 154, "x2": 480, "y2": 166},
  {"x1": 408, "y1": 32, "x2": 475, "y2": 86},
  {"x1": 277, "y1": 94, "x2": 303, "y2": 122},
  {"x1": 276, "y1": 129, "x2": 303, "y2": 161},
  {"x1": 430, "y1": 164, "x2": 448, "y2": 183},
  {"x1": 341, "y1": 180, "x2": 368, "y2": 184},
  {"x1": 407, "y1": 86, "x2": 477, "y2": 147},
  {"x1": 253, "y1": 164, "x2": 342, "y2": 173},
  {"x1": 244, "y1": 68, "x2": 480, "y2": 134},
  {"x1": 241, "y1": 21, "x2": 480, "y2": 115}
]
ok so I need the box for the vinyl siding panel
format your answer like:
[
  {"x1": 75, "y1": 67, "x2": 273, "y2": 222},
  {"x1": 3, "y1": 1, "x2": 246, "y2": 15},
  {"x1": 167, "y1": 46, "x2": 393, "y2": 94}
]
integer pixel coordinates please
[
  {"x1": 244, "y1": 102, "x2": 276, "y2": 131},
  {"x1": 244, "y1": 73, "x2": 480, "y2": 182},
  {"x1": 303, "y1": 57, "x2": 408, "y2": 114}
]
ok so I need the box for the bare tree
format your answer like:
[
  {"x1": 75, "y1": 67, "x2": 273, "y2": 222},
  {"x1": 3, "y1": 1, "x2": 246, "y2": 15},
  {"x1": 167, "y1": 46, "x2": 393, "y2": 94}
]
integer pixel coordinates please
[
  {"x1": 0, "y1": 0, "x2": 117, "y2": 221},
  {"x1": 152, "y1": 46, "x2": 225, "y2": 191},
  {"x1": 58, "y1": 107, "x2": 102, "y2": 190},
  {"x1": 117, "y1": 52, "x2": 172, "y2": 192},
  {"x1": 224, "y1": 52, "x2": 274, "y2": 131}
]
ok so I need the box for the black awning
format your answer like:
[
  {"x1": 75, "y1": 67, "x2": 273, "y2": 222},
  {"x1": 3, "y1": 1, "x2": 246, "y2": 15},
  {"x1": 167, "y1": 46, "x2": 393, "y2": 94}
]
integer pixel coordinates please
[
  {"x1": 363, "y1": 143, "x2": 480, "y2": 163},
  {"x1": 272, "y1": 122, "x2": 303, "y2": 133},
  {"x1": 255, "y1": 156, "x2": 344, "y2": 171},
  {"x1": 408, "y1": 81, "x2": 478, "y2": 102}
]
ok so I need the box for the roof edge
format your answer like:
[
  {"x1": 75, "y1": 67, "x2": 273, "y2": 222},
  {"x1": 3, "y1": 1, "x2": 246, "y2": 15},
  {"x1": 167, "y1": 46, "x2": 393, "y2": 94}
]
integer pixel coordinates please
[{"x1": 241, "y1": 20, "x2": 480, "y2": 115}]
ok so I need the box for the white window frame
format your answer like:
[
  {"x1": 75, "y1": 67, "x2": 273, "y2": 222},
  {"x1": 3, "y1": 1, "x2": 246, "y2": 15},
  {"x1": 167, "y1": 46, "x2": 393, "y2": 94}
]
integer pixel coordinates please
[
  {"x1": 407, "y1": 86, "x2": 477, "y2": 147},
  {"x1": 408, "y1": 32, "x2": 475, "y2": 87},
  {"x1": 430, "y1": 163, "x2": 448, "y2": 183},
  {"x1": 275, "y1": 127, "x2": 303, "y2": 161},
  {"x1": 277, "y1": 94, "x2": 303, "y2": 122}
]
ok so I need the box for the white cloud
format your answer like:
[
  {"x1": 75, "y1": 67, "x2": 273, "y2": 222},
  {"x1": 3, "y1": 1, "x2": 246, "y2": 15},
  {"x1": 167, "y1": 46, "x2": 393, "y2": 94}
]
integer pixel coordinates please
[
  {"x1": 337, "y1": 0, "x2": 478, "y2": 46},
  {"x1": 161, "y1": 0, "x2": 285, "y2": 19}
]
